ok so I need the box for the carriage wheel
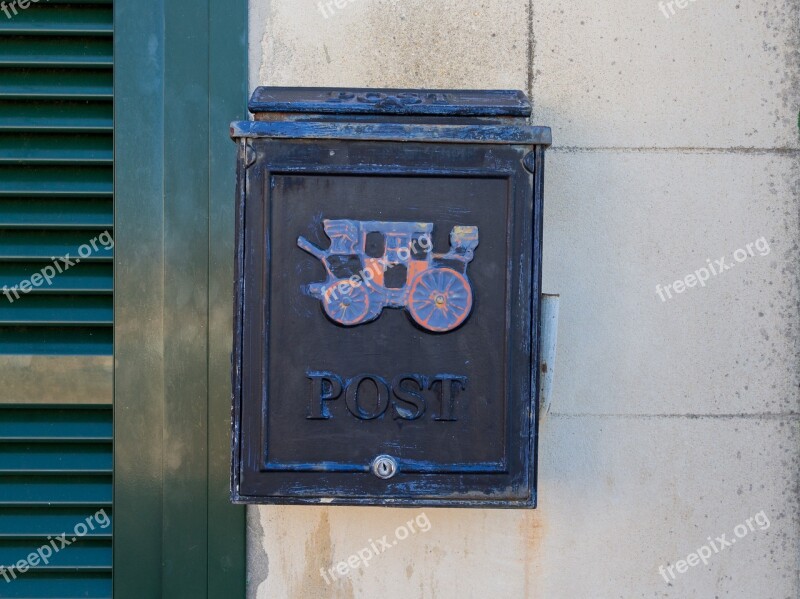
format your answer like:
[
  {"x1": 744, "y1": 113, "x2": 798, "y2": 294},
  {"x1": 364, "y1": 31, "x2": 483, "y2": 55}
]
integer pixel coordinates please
[
  {"x1": 323, "y1": 281, "x2": 372, "y2": 326},
  {"x1": 407, "y1": 268, "x2": 473, "y2": 332}
]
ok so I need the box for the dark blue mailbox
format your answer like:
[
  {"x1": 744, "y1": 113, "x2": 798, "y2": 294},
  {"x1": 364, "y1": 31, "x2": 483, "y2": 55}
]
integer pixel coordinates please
[{"x1": 230, "y1": 87, "x2": 551, "y2": 508}]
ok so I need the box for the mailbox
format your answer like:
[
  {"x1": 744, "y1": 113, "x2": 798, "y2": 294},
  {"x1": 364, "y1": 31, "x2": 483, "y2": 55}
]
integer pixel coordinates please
[{"x1": 230, "y1": 87, "x2": 551, "y2": 508}]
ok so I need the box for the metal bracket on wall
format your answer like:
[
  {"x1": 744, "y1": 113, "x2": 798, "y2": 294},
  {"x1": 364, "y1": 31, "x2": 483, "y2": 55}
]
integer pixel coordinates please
[{"x1": 539, "y1": 293, "x2": 560, "y2": 417}]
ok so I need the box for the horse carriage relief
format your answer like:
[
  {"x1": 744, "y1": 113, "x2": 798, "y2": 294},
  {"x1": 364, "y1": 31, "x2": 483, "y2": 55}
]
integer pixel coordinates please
[{"x1": 298, "y1": 219, "x2": 479, "y2": 332}]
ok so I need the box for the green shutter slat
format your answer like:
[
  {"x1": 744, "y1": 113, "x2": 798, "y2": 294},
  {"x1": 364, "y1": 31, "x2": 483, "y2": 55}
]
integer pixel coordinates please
[
  {"x1": 0, "y1": 166, "x2": 112, "y2": 196},
  {"x1": 0, "y1": 262, "x2": 112, "y2": 293},
  {"x1": 0, "y1": 230, "x2": 113, "y2": 260},
  {"x1": 0, "y1": 328, "x2": 112, "y2": 355},
  {"x1": 0, "y1": 199, "x2": 112, "y2": 229},
  {"x1": 0, "y1": 571, "x2": 111, "y2": 599},
  {"x1": 0, "y1": 295, "x2": 113, "y2": 326},
  {"x1": 0, "y1": 100, "x2": 112, "y2": 132},
  {"x1": 0, "y1": 133, "x2": 112, "y2": 164},
  {"x1": 0, "y1": 474, "x2": 111, "y2": 504},
  {"x1": 0, "y1": 68, "x2": 111, "y2": 99},
  {"x1": 0, "y1": 539, "x2": 111, "y2": 566},
  {"x1": 0, "y1": 36, "x2": 112, "y2": 68},
  {"x1": 0, "y1": 5, "x2": 112, "y2": 36},
  {"x1": 0, "y1": 506, "x2": 112, "y2": 539},
  {"x1": 0, "y1": 475, "x2": 110, "y2": 503},
  {"x1": 0, "y1": 442, "x2": 111, "y2": 472},
  {"x1": 0, "y1": 407, "x2": 111, "y2": 437}
]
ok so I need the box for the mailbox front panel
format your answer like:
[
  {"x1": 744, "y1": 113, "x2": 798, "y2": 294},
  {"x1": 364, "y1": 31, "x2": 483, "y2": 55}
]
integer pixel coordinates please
[{"x1": 233, "y1": 136, "x2": 543, "y2": 507}]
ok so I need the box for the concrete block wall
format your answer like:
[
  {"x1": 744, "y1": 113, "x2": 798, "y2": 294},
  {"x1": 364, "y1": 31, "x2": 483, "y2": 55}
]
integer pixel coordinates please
[{"x1": 247, "y1": 1, "x2": 800, "y2": 597}]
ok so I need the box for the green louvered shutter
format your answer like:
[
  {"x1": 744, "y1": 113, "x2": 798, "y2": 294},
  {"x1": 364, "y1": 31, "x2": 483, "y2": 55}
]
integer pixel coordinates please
[{"x1": 0, "y1": 1, "x2": 113, "y2": 597}]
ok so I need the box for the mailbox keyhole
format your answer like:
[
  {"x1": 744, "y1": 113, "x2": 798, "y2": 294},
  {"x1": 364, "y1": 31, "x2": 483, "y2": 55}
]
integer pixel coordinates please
[{"x1": 371, "y1": 455, "x2": 398, "y2": 480}]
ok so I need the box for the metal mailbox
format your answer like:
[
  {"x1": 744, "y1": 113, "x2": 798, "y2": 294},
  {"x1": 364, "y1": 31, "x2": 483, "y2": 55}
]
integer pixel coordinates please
[{"x1": 230, "y1": 87, "x2": 551, "y2": 507}]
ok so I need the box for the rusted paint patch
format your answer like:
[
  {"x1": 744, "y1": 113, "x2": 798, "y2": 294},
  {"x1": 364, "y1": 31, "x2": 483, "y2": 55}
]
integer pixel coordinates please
[
  {"x1": 520, "y1": 511, "x2": 545, "y2": 596},
  {"x1": 287, "y1": 508, "x2": 355, "y2": 599}
]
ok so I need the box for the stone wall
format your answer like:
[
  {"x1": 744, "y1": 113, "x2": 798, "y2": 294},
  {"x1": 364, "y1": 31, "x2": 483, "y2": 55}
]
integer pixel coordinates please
[{"x1": 247, "y1": 1, "x2": 799, "y2": 597}]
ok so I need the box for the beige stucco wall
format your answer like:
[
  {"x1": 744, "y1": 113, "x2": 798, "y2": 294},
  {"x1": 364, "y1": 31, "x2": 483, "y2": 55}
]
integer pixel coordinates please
[{"x1": 246, "y1": 1, "x2": 800, "y2": 597}]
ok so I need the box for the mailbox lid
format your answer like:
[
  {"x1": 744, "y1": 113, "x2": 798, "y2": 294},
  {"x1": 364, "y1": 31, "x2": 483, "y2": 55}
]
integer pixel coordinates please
[
  {"x1": 248, "y1": 87, "x2": 532, "y2": 118},
  {"x1": 232, "y1": 87, "x2": 552, "y2": 146}
]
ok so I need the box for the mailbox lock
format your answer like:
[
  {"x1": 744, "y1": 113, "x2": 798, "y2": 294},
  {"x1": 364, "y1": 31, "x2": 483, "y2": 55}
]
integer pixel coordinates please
[{"x1": 371, "y1": 455, "x2": 398, "y2": 479}]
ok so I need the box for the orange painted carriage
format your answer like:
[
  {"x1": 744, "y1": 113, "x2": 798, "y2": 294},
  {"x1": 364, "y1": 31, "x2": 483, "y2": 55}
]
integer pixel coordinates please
[{"x1": 298, "y1": 219, "x2": 478, "y2": 332}]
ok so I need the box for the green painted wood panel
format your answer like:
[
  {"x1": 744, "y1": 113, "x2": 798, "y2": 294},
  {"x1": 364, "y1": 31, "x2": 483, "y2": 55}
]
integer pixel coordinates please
[
  {"x1": 112, "y1": 0, "x2": 164, "y2": 594},
  {"x1": 161, "y1": 0, "x2": 210, "y2": 594},
  {"x1": 114, "y1": 0, "x2": 247, "y2": 595},
  {"x1": 208, "y1": 0, "x2": 248, "y2": 594}
]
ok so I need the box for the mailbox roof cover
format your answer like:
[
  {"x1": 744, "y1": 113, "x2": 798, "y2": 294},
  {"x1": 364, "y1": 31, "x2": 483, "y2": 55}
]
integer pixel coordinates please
[
  {"x1": 247, "y1": 87, "x2": 532, "y2": 117},
  {"x1": 231, "y1": 87, "x2": 550, "y2": 508}
]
